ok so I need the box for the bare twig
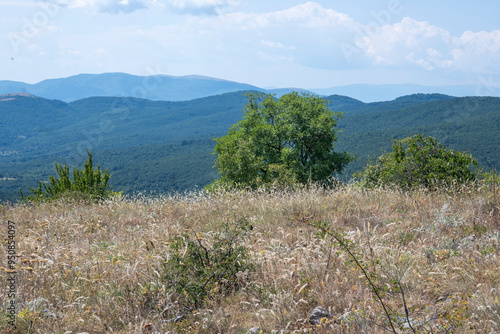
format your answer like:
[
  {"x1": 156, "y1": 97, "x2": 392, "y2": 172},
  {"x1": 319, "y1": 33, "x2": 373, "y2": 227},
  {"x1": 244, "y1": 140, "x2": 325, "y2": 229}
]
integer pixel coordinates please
[
  {"x1": 324, "y1": 235, "x2": 335, "y2": 279},
  {"x1": 195, "y1": 233, "x2": 211, "y2": 266},
  {"x1": 395, "y1": 278, "x2": 416, "y2": 333},
  {"x1": 310, "y1": 221, "x2": 398, "y2": 334}
]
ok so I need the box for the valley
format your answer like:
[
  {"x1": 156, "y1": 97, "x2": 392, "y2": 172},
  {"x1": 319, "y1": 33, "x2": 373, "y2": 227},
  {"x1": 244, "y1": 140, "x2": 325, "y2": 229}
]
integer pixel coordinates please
[{"x1": 1, "y1": 89, "x2": 498, "y2": 202}]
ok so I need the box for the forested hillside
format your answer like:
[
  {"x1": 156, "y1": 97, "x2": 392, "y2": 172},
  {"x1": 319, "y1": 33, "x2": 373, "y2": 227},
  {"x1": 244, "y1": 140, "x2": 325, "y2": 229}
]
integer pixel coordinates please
[
  {"x1": 1, "y1": 92, "x2": 498, "y2": 201},
  {"x1": 334, "y1": 95, "x2": 500, "y2": 178}
]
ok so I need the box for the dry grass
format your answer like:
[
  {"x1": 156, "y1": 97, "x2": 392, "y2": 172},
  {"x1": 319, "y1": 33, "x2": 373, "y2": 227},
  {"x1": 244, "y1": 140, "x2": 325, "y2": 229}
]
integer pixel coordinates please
[{"x1": 0, "y1": 184, "x2": 499, "y2": 333}]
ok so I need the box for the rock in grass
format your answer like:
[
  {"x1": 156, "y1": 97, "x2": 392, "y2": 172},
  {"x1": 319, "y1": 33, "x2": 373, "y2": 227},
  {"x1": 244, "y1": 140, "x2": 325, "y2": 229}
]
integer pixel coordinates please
[
  {"x1": 308, "y1": 306, "x2": 331, "y2": 325},
  {"x1": 26, "y1": 297, "x2": 49, "y2": 311}
]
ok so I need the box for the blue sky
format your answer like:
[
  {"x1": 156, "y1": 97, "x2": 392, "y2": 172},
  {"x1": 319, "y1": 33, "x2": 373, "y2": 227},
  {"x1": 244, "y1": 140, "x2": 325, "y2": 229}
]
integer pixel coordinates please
[{"x1": 2, "y1": 0, "x2": 500, "y2": 91}]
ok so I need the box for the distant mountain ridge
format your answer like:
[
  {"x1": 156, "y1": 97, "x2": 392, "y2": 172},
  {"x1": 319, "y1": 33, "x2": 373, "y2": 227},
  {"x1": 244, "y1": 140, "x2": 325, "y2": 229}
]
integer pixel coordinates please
[
  {"x1": 0, "y1": 73, "x2": 269, "y2": 102},
  {"x1": 1, "y1": 72, "x2": 495, "y2": 103},
  {"x1": 310, "y1": 83, "x2": 494, "y2": 102}
]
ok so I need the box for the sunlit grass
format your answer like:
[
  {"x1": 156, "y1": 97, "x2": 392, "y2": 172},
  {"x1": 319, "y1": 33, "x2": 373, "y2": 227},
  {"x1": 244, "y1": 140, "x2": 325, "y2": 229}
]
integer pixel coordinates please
[{"x1": 1, "y1": 184, "x2": 498, "y2": 333}]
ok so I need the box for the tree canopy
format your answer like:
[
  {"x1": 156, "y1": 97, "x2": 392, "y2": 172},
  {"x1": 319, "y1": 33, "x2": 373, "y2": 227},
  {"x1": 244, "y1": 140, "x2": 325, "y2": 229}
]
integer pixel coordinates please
[
  {"x1": 356, "y1": 134, "x2": 479, "y2": 189},
  {"x1": 212, "y1": 92, "x2": 353, "y2": 187}
]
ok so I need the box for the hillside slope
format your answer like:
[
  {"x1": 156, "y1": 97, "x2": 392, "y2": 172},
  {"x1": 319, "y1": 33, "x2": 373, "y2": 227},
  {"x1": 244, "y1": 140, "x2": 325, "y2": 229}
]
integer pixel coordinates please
[
  {"x1": 336, "y1": 96, "x2": 500, "y2": 178},
  {"x1": 1, "y1": 92, "x2": 498, "y2": 201}
]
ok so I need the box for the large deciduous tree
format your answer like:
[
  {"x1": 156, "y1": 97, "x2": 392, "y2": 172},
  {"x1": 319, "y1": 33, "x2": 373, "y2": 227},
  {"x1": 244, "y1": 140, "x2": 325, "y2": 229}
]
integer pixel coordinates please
[{"x1": 212, "y1": 92, "x2": 352, "y2": 187}]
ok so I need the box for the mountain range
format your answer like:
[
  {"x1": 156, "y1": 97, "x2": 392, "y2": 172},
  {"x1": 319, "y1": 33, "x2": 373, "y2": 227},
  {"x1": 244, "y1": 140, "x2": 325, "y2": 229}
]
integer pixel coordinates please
[
  {"x1": 312, "y1": 83, "x2": 491, "y2": 103},
  {"x1": 1, "y1": 86, "x2": 498, "y2": 202},
  {"x1": 1, "y1": 72, "x2": 496, "y2": 103}
]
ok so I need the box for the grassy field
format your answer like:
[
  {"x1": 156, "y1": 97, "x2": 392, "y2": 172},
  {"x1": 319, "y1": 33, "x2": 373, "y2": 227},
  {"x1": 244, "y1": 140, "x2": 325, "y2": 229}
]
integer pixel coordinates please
[{"x1": 1, "y1": 185, "x2": 499, "y2": 333}]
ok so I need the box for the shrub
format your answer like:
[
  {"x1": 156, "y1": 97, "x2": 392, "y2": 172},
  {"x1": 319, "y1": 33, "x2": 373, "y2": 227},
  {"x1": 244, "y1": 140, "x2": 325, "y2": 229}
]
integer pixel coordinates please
[
  {"x1": 356, "y1": 135, "x2": 478, "y2": 190},
  {"x1": 162, "y1": 217, "x2": 254, "y2": 310},
  {"x1": 20, "y1": 152, "x2": 113, "y2": 203}
]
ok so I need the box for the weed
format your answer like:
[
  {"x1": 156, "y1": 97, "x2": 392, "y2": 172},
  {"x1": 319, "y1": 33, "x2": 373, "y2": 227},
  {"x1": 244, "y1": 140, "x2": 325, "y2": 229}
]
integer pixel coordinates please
[{"x1": 162, "y1": 217, "x2": 254, "y2": 310}]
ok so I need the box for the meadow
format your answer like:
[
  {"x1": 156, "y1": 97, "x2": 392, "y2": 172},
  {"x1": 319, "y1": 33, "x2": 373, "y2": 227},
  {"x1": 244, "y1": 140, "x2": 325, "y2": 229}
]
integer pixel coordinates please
[{"x1": 1, "y1": 184, "x2": 499, "y2": 333}]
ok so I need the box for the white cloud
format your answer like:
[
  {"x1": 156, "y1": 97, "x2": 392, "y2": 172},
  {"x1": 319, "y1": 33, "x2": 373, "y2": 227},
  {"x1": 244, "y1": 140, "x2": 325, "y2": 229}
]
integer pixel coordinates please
[
  {"x1": 3, "y1": 1, "x2": 40, "y2": 7},
  {"x1": 261, "y1": 40, "x2": 286, "y2": 49},
  {"x1": 267, "y1": 1, "x2": 355, "y2": 28},
  {"x1": 152, "y1": 0, "x2": 240, "y2": 15},
  {"x1": 356, "y1": 17, "x2": 500, "y2": 74},
  {"x1": 358, "y1": 18, "x2": 453, "y2": 67},
  {"x1": 8, "y1": 1, "x2": 500, "y2": 87},
  {"x1": 202, "y1": 2, "x2": 359, "y2": 70},
  {"x1": 169, "y1": 0, "x2": 233, "y2": 9},
  {"x1": 224, "y1": 2, "x2": 355, "y2": 29},
  {"x1": 45, "y1": 0, "x2": 155, "y2": 13},
  {"x1": 451, "y1": 30, "x2": 500, "y2": 72},
  {"x1": 44, "y1": 0, "x2": 238, "y2": 14}
]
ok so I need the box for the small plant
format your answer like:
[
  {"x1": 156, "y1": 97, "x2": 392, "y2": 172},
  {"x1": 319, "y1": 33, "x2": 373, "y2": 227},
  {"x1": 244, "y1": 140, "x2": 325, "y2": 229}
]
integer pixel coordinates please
[
  {"x1": 162, "y1": 217, "x2": 254, "y2": 310},
  {"x1": 481, "y1": 168, "x2": 500, "y2": 186},
  {"x1": 20, "y1": 152, "x2": 113, "y2": 203}
]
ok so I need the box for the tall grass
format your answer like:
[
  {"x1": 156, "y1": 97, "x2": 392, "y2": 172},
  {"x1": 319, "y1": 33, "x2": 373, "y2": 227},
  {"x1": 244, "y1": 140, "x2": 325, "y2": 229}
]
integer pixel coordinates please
[{"x1": 1, "y1": 184, "x2": 498, "y2": 333}]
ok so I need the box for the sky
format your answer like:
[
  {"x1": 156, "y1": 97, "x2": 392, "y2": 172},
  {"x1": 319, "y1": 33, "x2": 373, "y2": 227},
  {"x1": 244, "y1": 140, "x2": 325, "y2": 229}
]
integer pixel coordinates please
[{"x1": 1, "y1": 0, "x2": 500, "y2": 91}]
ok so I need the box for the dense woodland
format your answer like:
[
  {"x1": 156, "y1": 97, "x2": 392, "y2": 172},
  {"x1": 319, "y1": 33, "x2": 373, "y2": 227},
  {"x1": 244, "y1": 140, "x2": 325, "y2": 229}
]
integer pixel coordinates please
[{"x1": 1, "y1": 92, "x2": 499, "y2": 201}]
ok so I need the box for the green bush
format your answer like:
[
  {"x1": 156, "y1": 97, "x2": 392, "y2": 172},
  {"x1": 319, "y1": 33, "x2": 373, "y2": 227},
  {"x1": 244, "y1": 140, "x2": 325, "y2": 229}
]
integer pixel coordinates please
[
  {"x1": 20, "y1": 152, "x2": 113, "y2": 203},
  {"x1": 356, "y1": 135, "x2": 478, "y2": 190},
  {"x1": 162, "y1": 218, "x2": 254, "y2": 310}
]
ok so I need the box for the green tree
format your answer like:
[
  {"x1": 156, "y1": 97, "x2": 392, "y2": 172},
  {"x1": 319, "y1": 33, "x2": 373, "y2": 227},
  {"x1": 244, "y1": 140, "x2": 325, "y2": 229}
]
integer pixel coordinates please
[
  {"x1": 20, "y1": 152, "x2": 113, "y2": 202},
  {"x1": 212, "y1": 92, "x2": 353, "y2": 187},
  {"x1": 356, "y1": 134, "x2": 478, "y2": 189}
]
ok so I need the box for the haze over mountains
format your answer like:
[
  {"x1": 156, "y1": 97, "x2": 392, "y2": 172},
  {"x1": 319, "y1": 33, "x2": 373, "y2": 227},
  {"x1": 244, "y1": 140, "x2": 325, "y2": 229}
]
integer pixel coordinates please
[
  {"x1": 1, "y1": 78, "x2": 498, "y2": 202},
  {"x1": 0, "y1": 73, "x2": 262, "y2": 103},
  {"x1": 0, "y1": 73, "x2": 496, "y2": 103}
]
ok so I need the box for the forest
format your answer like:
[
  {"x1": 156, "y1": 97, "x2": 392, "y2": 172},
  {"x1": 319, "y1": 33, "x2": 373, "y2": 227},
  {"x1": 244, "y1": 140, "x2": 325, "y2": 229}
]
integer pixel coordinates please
[{"x1": 1, "y1": 91, "x2": 499, "y2": 201}]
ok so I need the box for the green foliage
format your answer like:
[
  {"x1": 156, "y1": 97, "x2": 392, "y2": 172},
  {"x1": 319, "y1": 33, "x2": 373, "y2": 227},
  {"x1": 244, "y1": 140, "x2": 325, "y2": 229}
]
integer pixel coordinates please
[
  {"x1": 162, "y1": 217, "x2": 254, "y2": 310},
  {"x1": 335, "y1": 96, "x2": 500, "y2": 181},
  {"x1": 481, "y1": 168, "x2": 500, "y2": 186},
  {"x1": 98, "y1": 139, "x2": 219, "y2": 194},
  {"x1": 20, "y1": 152, "x2": 112, "y2": 203},
  {"x1": 356, "y1": 135, "x2": 478, "y2": 189},
  {"x1": 212, "y1": 92, "x2": 353, "y2": 188},
  {"x1": 2, "y1": 93, "x2": 499, "y2": 202}
]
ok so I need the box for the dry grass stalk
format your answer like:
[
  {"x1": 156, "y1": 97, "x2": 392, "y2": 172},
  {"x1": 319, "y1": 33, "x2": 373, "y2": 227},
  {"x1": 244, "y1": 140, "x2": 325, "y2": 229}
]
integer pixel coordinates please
[{"x1": 0, "y1": 184, "x2": 498, "y2": 333}]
